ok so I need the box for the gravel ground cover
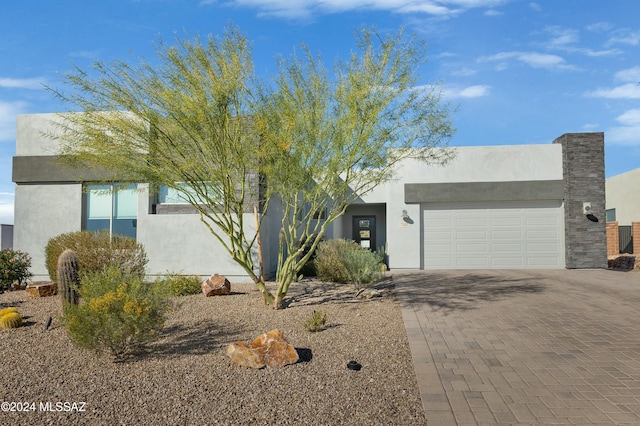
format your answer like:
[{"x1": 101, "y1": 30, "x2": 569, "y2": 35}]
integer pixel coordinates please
[{"x1": 0, "y1": 278, "x2": 426, "y2": 425}]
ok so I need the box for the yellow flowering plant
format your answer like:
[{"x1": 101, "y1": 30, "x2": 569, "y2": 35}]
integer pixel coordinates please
[{"x1": 63, "y1": 267, "x2": 170, "y2": 361}]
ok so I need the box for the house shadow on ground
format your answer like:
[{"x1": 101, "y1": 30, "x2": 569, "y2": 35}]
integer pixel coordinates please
[{"x1": 393, "y1": 271, "x2": 546, "y2": 314}]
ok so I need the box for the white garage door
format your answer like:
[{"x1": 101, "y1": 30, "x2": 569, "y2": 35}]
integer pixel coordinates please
[{"x1": 423, "y1": 201, "x2": 565, "y2": 269}]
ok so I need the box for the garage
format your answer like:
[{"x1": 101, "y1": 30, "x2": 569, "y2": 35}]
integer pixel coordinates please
[{"x1": 423, "y1": 201, "x2": 565, "y2": 269}]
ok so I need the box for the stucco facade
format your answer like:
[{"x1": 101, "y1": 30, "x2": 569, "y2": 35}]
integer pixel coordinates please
[
  {"x1": 606, "y1": 168, "x2": 640, "y2": 226},
  {"x1": 12, "y1": 113, "x2": 608, "y2": 279}
]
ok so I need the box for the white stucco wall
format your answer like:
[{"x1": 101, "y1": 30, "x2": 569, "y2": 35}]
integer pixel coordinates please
[
  {"x1": 16, "y1": 114, "x2": 67, "y2": 156},
  {"x1": 14, "y1": 184, "x2": 83, "y2": 279},
  {"x1": 359, "y1": 144, "x2": 564, "y2": 269},
  {"x1": 606, "y1": 168, "x2": 640, "y2": 226}
]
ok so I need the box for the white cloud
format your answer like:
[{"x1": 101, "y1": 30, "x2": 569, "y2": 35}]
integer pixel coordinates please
[
  {"x1": 545, "y1": 26, "x2": 579, "y2": 48},
  {"x1": 616, "y1": 66, "x2": 640, "y2": 83},
  {"x1": 529, "y1": 2, "x2": 541, "y2": 12},
  {"x1": 605, "y1": 109, "x2": 640, "y2": 146},
  {"x1": 0, "y1": 77, "x2": 46, "y2": 90},
  {"x1": 212, "y1": 0, "x2": 509, "y2": 19},
  {"x1": 608, "y1": 28, "x2": 640, "y2": 46},
  {"x1": 0, "y1": 100, "x2": 29, "y2": 143},
  {"x1": 616, "y1": 109, "x2": 640, "y2": 126},
  {"x1": 587, "y1": 83, "x2": 640, "y2": 99},
  {"x1": 479, "y1": 51, "x2": 575, "y2": 71},
  {"x1": 443, "y1": 84, "x2": 490, "y2": 99}
]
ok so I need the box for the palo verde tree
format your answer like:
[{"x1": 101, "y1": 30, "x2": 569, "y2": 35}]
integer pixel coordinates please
[
  {"x1": 50, "y1": 25, "x2": 455, "y2": 310},
  {"x1": 255, "y1": 27, "x2": 455, "y2": 308},
  {"x1": 50, "y1": 26, "x2": 276, "y2": 305}
]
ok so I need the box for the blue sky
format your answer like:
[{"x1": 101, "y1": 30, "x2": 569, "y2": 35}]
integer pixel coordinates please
[{"x1": 1, "y1": 0, "x2": 639, "y2": 225}]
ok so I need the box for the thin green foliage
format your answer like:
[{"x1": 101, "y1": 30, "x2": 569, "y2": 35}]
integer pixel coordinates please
[
  {"x1": 161, "y1": 272, "x2": 202, "y2": 296},
  {"x1": 63, "y1": 267, "x2": 170, "y2": 361},
  {"x1": 315, "y1": 239, "x2": 383, "y2": 289},
  {"x1": 304, "y1": 309, "x2": 327, "y2": 332}
]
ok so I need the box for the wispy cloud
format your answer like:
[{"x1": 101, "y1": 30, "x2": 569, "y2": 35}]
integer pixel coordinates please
[
  {"x1": 608, "y1": 28, "x2": 640, "y2": 46},
  {"x1": 0, "y1": 100, "x2": 29, "y2": 143},
  {"x1": 204, "y1": 0, "x2": 509, "y2": 19},
  {"x1": 444, "y1": 84, "x2": 491, "y2": 99},
  {"x1": 0, "y1": 77, "x2": 46, "y2": 90},
  {"x1": 606, "y1": 109, "x2": 640, "y2": 146},
  {"x1": 587, "y1": 83, "x2": 640, "y2": 99},
  {"x1": 479, "y1": 51, "x2": 576, "y2": 71},
  {"x1": 615, "y1": 66, "x2": 640, "y2": 83},
  {"x1": 541, "y1": 26, "x2": 621, "y2": 57}
]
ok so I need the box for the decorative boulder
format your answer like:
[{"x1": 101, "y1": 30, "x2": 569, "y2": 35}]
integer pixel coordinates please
[
  {"x1": 201, "y1": 274, "x2": 231, "y2": 297},
  {"x1": 26, "y1": 282, "x2": 57, "y2": 297},
  {"x1": 227, "y1": 329, "x2": 299, "y2": 369}
]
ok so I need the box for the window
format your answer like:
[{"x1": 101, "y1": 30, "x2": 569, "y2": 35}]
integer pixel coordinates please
[
  {"x1": 85, "y1": 183, "x2": 138, "y2": 239},
  {"x1": 606, "y1": 208, "x2": 616, "y2": 222},
  {"x1": 158, "y1": 182, "x2": 221, "y2": 205}
]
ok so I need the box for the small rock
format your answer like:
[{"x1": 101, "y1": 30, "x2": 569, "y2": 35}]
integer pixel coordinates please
[
  {"x1": 226, "y1": 342, "x2": 266, "y2": 369},
  {"x1": 356, "y1": 288, "x2": 382, "y2": 299},
  {"x1": 26, "y1": 282, "x2": 57, "y2": 297},
  {"x1": 201, "y1": 274, "x2": 231, "y2": 297}
]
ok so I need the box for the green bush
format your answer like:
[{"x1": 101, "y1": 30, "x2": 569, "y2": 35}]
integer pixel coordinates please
[
  {"x1": 314, "y1": 239, "x2": 384, "y2": 288},
  {"x1": 0, "y1": 249, "x2": 32, "y2": 292},
  {"x1": 63, "y1": 267, "x2": 170, "y2": 361},
  {"x1": 161, "y1": 272, "x2": 202, "y2": 296},
  {"x1": 45, "y1": 230, "x2": 148, "y2": 284},
  {"x1": 314, "y1": 239, "x2": 351, "y2": 284}
]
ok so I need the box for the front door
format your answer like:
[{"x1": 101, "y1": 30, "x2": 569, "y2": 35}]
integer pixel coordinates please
[{"x1": 353, "y1": 216, "x2": 376, "y2": 251}]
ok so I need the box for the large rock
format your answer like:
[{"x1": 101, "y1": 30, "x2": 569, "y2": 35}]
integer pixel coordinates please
[
  {"x1": 227, "y1": 329, "x2": 299, "y2": 369},
  {"x1": 201, "y1": 274, "x2": 231, "y2": 297},
  {"x1": 26, "y1": 282, "x2": 57, "y2": 297}
]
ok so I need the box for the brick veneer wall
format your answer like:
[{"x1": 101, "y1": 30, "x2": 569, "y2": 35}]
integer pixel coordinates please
[
  {"x1": 553, "y1": 133, "x2": 607, "y2": 268},
  {"x1": 633, "y1": 222, "x2": 640, "y2": 255},
  {"x1": 606, "y1": 221, "x2": 619, "y2": 257}
]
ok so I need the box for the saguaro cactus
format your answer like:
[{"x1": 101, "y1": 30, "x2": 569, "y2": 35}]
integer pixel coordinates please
[{"x1": 57, "y1": 249, "x2": 80, "y2": 306}]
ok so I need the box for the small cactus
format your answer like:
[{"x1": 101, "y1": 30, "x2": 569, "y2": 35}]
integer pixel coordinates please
[
  {"x1": 0, "y1": 307, "x2": 19, "y2": 317},
  {"x1": 0, "y1": 311, "x2": 23, "y2": 329},
  {"x1": 57, "y1": 249, "x2": 80, "y2": 306}
]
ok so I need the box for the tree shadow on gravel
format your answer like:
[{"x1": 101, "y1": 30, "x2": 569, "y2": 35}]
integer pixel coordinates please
[
  {"x1": 395, "y1": 272, "x2": 546, "y2": 313},
  {"x1": 131, "y1": 322, "x2": 248, "y2": 362}
]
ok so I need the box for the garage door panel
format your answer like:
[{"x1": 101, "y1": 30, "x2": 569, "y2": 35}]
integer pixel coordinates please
[
  {"x1": 491, "y1": 243, "x2": 524, "y2": 252},
  {"x1": 423, "y1": 201, "x2": 564, "y2": 269},
  {"x1": 491, "y1": 230, "x2": 523, "y2": 239},
  {"x1": 456, "y1": 230, "x2": 488, "y2": 239},
  {"x1": 490, "y1": 217, "x2": 523, "y2": 227},
  {"x1": 456, "y1": 217, "x2": 487, "y2": 227}
]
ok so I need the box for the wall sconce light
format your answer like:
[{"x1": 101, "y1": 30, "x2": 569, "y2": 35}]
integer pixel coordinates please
[
  {"x1": 583, "y1": 202, "x2": 598, "y2": 222},
  {"x1": 401, "y1": 210, "x2": 414, "y2": 224}
]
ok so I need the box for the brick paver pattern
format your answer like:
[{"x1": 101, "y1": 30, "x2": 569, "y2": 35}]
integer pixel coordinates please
[{"x1": 396, "y1": 269, "x2": 640, "y2": 425}]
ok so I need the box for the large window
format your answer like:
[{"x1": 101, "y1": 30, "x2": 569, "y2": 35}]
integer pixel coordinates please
[
  {"x1": 85, "y1": 184, "x2": 138, "y2": 239},
  {"x1": 158, "y1": 182, "x2": 221, "y2": 205}
]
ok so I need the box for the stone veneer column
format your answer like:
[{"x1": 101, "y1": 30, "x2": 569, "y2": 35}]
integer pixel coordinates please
[{"x1": 553, "y1": 133, "x2": 607, "y2": 269}]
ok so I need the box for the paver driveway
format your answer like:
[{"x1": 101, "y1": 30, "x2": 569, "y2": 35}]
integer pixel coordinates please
[{"x1": 395, "y1": 269, "x2": 640, "y2": 425}]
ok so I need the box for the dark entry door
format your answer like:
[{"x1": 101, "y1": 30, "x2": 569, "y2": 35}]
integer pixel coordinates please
[{"x1": 353, "y1": 216, "x2": 376, "y2": 251}]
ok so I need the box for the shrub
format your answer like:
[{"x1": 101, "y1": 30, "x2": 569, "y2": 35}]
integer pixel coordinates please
[
  {"x1": 341, "y1": 246, "x2": 384, "y2": 289},
  {"x1": 161, "y1": 272, "x2": 202, "y2": 296},
  {"x1": 315, "y1": 239, "x2": 383, "y2": 288},
  {"x1": 0, "y1": 249, "x2": 33, "y2": 292},
  {"x1": 304, "y1": 309, "x2": 327, "y2": 332},
  {"x1": 63, "y1": 267, "x2": 170, "y2": 360},
  {"x1": 314, "y1": 239, "x2": 351, "y2": 284},
  {"x1": 45, "y1": 231, "x2": 148, "y2": 285}
]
